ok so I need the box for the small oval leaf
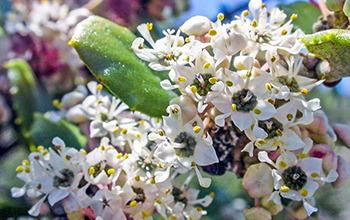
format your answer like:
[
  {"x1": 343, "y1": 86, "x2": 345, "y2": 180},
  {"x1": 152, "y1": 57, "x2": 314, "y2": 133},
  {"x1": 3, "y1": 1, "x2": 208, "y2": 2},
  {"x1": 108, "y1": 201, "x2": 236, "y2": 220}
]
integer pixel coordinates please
[{"x1": 70, "y1": 16, "x2": 177, "y2": 117}]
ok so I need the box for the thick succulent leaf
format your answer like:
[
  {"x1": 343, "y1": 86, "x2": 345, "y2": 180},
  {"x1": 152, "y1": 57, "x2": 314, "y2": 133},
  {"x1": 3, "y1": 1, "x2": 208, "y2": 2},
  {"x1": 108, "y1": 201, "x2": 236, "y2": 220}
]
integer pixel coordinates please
[
  {"x1": 29, "y1": 113, "x2": 87, "y2": 149},
  {"x1": 5, "y1": 59, "x2": 53, "y2": 132},
  {"x1": 301, "y1": 29, "x2": 350, "y2": 82},
  {"x1": 70, "y1": 15, "x2": 177, "y2": 117},
  {"x1": 279, "y1": 2, "x2": 322, "y2": 34}
]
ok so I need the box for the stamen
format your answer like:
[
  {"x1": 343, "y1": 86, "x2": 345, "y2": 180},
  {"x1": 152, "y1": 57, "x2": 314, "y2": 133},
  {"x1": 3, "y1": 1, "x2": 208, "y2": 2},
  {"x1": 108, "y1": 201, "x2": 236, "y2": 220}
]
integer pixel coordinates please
[
  {"x1": 291, "y1": 14, "x2": 298, "y2": 20},
  {"x1": 203, "y1": 62, "x2": 211, "y2": 69},
  {"x1": 301, "y1": 89, "x2": 308, "y2": 95},
  {"x1": 226, "y1": 81, "x2": 233, "y2": 87},
  {"x1": 16, "y1": 166, "x2": 24, "y2": 173},
  {"x1": 178, "y1": 76, "x2": 187, "y2": 83},
  {"x1": 142, "y1": 210, "x2": 150, "y2": 218},
  {"x1": 156, "y1": 199, "x2": 162, "y2": 204},
  {"x1": 191, "y1": 85, "x2": 198, "y2": 94},
  {"x1": 193, "y1": 126, "x2": 201, "y2": 134},
  {"x1": 280, "y1": 186, "x2": 290, "y2": 193},
  {"x1": 96, "y1": 84, "x2": 103, "y2": 91},
  {"x1": 281, "y1": 29, "x2": 288, "y2": 35},
  {"x1": 253, "y1": 108, "x2": 262, "y2": 115},
  {"x1": 279, "y1": 161, "x2": 287, "y2": 169},
  {"x1": 231, "y1": 104, "x2": 237, "y2": 112},
  {"x1": 208, "y1": 29, "x2": 217, "y2": 36},
  {"x1": 299, "y1": 153, "x2": 307, "y2": 159},
  {"x1": 311, "y1": 172, "x2": 319, "y2": 178},
  {"x1": 217, "y1": 13, "x2": 224, "y2": 21},
  {"x1": 243, "y1": 10, "x2": 249, "y2": 16},
  {"x1": 107, "y1": 168, "x2": 115, "y2": 176},
  {"x1": 158, "y1": 130, "x2": 164, "y2": 136},
  {"x1": 146, "y1": 23, "x2": 153, "y2": 31},
  {"x1": 300, "y1": 188, "x2": 308, "y2": 197},
  {"x1": 122, "y1": 128, "x2": 128, "y2": 135},
  {"x1": 129, "y1": 200, "x2": 137, "y2": 207},
  {"x1": 209, "y1": 77, "x2": 217, "y2": 84},
  {"x1": 117, "y1": 153, "x2": 123, "y2": 159},
  {"x1": 252, "y1": 20, "x2": 258, "y2": 27},
  {"x1": 89, "y1": 167, "x2": 95, "y2": 175},
  {"x1": 287, "y1": 114, "x2": 293, "y2": 121},
  {"x1": 265, "y1": 83, "x2": 272, "y2": 90},
  {"x1": 135, "y1": 175, "x2": 140, "y2": 182}
]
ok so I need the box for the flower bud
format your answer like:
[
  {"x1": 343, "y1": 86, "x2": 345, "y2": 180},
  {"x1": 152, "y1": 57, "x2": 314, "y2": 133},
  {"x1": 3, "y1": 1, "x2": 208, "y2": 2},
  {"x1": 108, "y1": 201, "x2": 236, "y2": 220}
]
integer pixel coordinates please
[
  {"x1": 309, "y1": 144, "x2": 338, "y2": 173},
  {"x1": 332, "y1": 155, "x2": 350, "y2": 188},
  {"x1": 333, "y1": 123, "x2": 350, "y2": 148},
  {"x1": 66, "y1": 105, "x2": 88, "y2": 123},
  {"x1": 303, "y1": 114, "x2": 328, "y2": 136},
  {"x1": 61, "y1": 91, "x2": 85, "y2": 109},
  {"x1": 181, "y1": 16, "x2": 211, "y2": 36},
  {"x1": 243, "y1": 207, "x2": 272, "y2": 220},
  {"x1": 242, "y1": 163, "x2": 274, "y2": 198}
]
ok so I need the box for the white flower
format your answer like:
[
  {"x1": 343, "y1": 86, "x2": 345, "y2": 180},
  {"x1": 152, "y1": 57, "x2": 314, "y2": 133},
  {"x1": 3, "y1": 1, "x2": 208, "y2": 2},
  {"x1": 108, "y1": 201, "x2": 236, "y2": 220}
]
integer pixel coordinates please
[
  {"x1": 258, "y1": 151, "x2": 338, "y2": 216},
  {"x1": 181, "y1": 16, "x2": 212, "y2": 36}
]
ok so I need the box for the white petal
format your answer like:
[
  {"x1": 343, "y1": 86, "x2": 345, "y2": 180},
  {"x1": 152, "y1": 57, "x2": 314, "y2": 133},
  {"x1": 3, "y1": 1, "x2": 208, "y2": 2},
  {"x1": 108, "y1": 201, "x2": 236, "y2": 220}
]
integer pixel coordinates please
[
  {"x1": 242, "y1": 142, "x2": 254, "y2": 157},
  {"x1": 303, "y1": 199, "x2": 318, "y2": 216},
  {"x1": 258, "y1": 151, "x2": 276, "y2": 168},
  {"x1": 194, "y1": 166, "x2": 211, "y2": 188},
  {"x1": 232, "y1": 112, "x2": 253, "y2": 131},
  {"x1": 194, "y1": 140, "x2": 218, "y2": 166},
  {"x1": 28, "y1": 195, "x2": 48, "y2": 216},
  {"x1": 48, "y1": 189, "x2": 70, "y2": 206},
  {"x1": 11, "y1": 186, "x2": 26, "y2": 197},
  {"x1": 323, "y1": 169, "x2": 338, "y2": 182}
]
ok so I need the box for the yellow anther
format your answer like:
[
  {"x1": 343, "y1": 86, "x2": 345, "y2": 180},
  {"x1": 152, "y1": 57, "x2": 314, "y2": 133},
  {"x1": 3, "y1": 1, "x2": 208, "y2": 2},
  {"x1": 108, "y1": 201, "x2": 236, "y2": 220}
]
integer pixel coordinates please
[
  {"x1": 172, "y1": 108, "x2": 179, "y2": 114},
  {"x1": 226, "y1": 81, "x2": 233, "y2": 87},
  {"x1": 37, "y1": 183, "x2": 42, "y2": 190},
  {"x1": 208, "y1": 29, "x2": 217, "y2": 36},
  {"x1": 203, "y1": 62, "x2": 211, "y2": 69},
  {"x1": 299, "y1": 153, "x2": 307, "y2": 159},
  {"x1": 82, "y1": 149, "x2": 87, "y2": 155},
  {"x1": 281, "y1": 29, "x2": 288, "y2": 35},
  {"x1": 210, "y1": 192, "x2": 215, "y2": 198},
  {"x1": 122, "y1": 128, "x2": 128, "y2": 135},
  {"x1": 124, "y1": 154, "x2": 129, "y2": 159},
  {"x1": 193, "y1": 126, "x2": 201, "y2": 134},
  {"x1": 279, "y1": 161, "x2": 287, "y2": 169},
  {"x1": 231, "y1": 104, "x2": 237, "y2": 112},
  {"x1": 170, "y1": 216, "x2": 177, "y2": 220},
  {"x1": 253, "y1": 108, "x2": 262, "y2": 115},
  {"x1": 261, "y1": 3, "x2": 266, "y2": 8},
  {"x1": 265, "y1": 83, "x2": 272, "y2": 91},
  {"x1": 107, "y1": 168, "x2": 115, "y2": 176},
  {"x1": 114, "y1": 127, "x2": 120, "y2": 133},
  {"x1": 276, "y1": 129, "x2": 283, "y2": 137},
  {"x1": 97, "y1": 99, "x2": 103, "y2": 104},
  {"x1": 138, "y1": 44, "x2": 144, "y2": 49},
  {"x1": 34, "y1": 156, "x2": 40, "y2": 160},
  {"x1": 129, "y1": 200, "x2": 138, "y2": 207},
  {"x1": 191, "y1": 161, "x2": 196, "y2": 167},
  {"x1": 311, "y1": 172, "x2": 319, "y2": 178},
  {"x1": 158, "y1": 130, "x2": 165, "y2": 136},
  {"x1": 54, "y1": 145, "x2": 61, "y2": 151},
  {"x1": 165, "y1": 53, "x2": 173, "y2": 61},
  {"x1": 139, "y1": 120, "x2": 145, "y2": 125},
  {"x1": 23, "y1": 160, "x2": 30, "y2": 166},
  {"x1": 166, "y1": 189, "x2": 171, "y2": 194},
  {"x1": 135, "y1": 175, "x2": 140, "y2": 182},
  {"x1": 243, "y1": 10, "x2": 249, "y2": 17},
  {"x1": 25, "y1": 167, "x2": 31, "y2": 173},
  {"x1": 146, "y1": 23, "x2": 153, "y2": 31},
  {"x1": 197, "y1": 207, "x2": 203, "y2": 212},
  {"x1": 96, "y1": 84, "x2": 103, "y2": 91},
  {"x1": 189, "y1": 217, "x2": 193, "y2": 220},
  {"x1": 52, "y1": 99, "x2": 60, "y2": 107},
  {"x1": 185, "y1": 38, "x2": 191, "y2": 43},
  {"x1": 151, "y1": 177, "x2": 156, "y2": 184},
  {"x1": 65, "y1": 155, "x2": 71, "y2": 161},
  {"x1": 67, "y1": 40, "x2": 74, "y2": 46},
  {"x1": 321, "y1": 74, "x2": 328, "y2": 80},
  {"x1": 178, "y1": 76, "x2": 187, "y2": 83},
  {"x1": 156, "y1": 118, "x2": 161, "y2": 123},
  {"x1": 217, "y1": 13, "x2": 224, "y2": 21},
  {"x1": 156, "y1": 199, "x2": 162, "y2": 204},
  {"x1": 291, "y1": 14, "x2": 298, "y2": 20},
  {"x1": 300, "y1": 188, "x2": 308, "y2": 197},
  {"x1": 299, "y1": 52, "x2": 306, "y2": 57},
  {"x1": 158, "y1": 162, "x2": 164, "y2": 168},
  {"x1": 209, "y1": 77, "x2": 217, "y2": 84},
  {"x1": 16, "y1": 166, "x2": 24, "y2": 173},
  {"x1": 280, "y1": 186, "x2": 290, "y2": 193},
  {"x1": 142, "y1": 210, "x2": 150, "y2": 218},
  {"x1": 89, "y1": 167, "x2": 95, "y2": 175},
  {"x1": 246, "y1": 70, "x2": 252, "y2": 77},
  {"x1": 268, "y1": 99, "x2": 275, "y2": 105},
  {"x1": 185, "y1": 56, "x2": 190, "y2": 62},
  {"x1": 37, "y1": 146, "x2": 44, "y2": 152},
  {"x1": 117, "y1": 153, "x2": 123, "y2": 159},
  {"x1": 252, "y1": 20, "x2": 258, "y2": 27},
  {"x1": 287, "y1": 114, "x2": 293, "y2": 121},
  {"x1": 271, "y1": 56, "x2": 276, "y2": 62},
  {"x1": 101, "y1": 144, "x2": 107, "y2": 151},
  {"x1": 256, "y1": 139, "x2": 267, "y2": 146},
  {"x1": 191, "y1": 85, "x2": 197, "y2": 94},
  {"x1": 301, "y1": 88, "x2": 308, "y2": 95},
  {"x1": 136, "y1": 134, "x2": 141, "y2": 139}
]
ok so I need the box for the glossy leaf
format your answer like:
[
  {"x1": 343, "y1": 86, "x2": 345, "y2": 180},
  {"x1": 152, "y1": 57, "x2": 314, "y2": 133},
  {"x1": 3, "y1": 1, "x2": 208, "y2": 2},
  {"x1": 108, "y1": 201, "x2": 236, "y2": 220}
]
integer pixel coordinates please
[
  {"x1": 301, "y1": 29, "x2": 350, "y2": 81},
  {"x1": 279, "y1": 2, "x2": 322, "y2": 34},
  {"x1": 29, "y1": 113, "x2": 87, "y2": 149},
  {"x1": 70, "y1": 15, "x2": 177, "y2": 117}
]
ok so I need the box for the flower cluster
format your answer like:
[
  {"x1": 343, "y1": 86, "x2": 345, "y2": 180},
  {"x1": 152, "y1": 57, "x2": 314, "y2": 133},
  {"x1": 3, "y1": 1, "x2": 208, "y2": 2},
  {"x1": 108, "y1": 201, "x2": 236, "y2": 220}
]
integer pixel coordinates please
[{"x1": 11, "y1": 0, "x2": 346, "y2": 219}]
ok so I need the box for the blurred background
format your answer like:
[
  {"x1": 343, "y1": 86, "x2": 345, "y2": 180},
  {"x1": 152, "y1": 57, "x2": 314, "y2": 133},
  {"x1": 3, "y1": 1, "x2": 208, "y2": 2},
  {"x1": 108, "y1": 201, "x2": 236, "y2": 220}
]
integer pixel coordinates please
[{"x1": 1, "y1": 0, "x2": 349, "y2": 219}]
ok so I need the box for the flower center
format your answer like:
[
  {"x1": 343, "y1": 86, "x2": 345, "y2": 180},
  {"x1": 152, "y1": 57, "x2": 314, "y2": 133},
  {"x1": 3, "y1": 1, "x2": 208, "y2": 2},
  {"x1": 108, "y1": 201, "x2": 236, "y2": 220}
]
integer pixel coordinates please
[
  {"x1": 174, "y1": 132, "x2": 196, "y2": 157},
  {"x1": 132, "y1": 187, "x2": 146, "y2": 203},
  {"x1": 258, "y1": 118, "x2": 283, "y2": 139},
  {"x1": 255, "y1": 30, "x2": 272, "y2": 43},
  {"x1": 191, "y1": 73, "x2": 213, "y2": 96},
  {"x1": 232, "y1": 89, "x2": 258, "y2": 112},
  {"x1": 172, "y1": 187, "x2": 188, "y2": 205},
  {"x1": 277, "y1": 76, "x2": 300, "y2": 93},
  {"x1": 281, "y1": 166, "x2": 307, "y2": 190},
  {"x1": 90, "y1": 160, "x2": 114, "y2": 178},
  {"x1": 53, "y1": 169, "x2": 74, "y2": 188},
  {"x1": 137, "y1": 156, "x2": 157, "y2": 173}
]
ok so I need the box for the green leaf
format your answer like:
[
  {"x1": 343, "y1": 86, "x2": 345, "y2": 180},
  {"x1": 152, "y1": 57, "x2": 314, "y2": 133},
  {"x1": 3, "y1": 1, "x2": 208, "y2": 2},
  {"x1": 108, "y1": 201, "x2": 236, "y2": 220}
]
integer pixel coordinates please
[
  {"x1": 278, "y1": 2, "x2": 322, "y2": 34},
  {"x1": 5, "y1": 59, "x2": 53, "y2": 132},
  {"x1": 70, "y1": 15, "x2": 177, "y2": 118},
  {"x1": 29, "y1": 113, "x2": 87, "y2": 149},
  {"x1": 300, "y1": 29, "x2": 350, "y2": 81}
]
